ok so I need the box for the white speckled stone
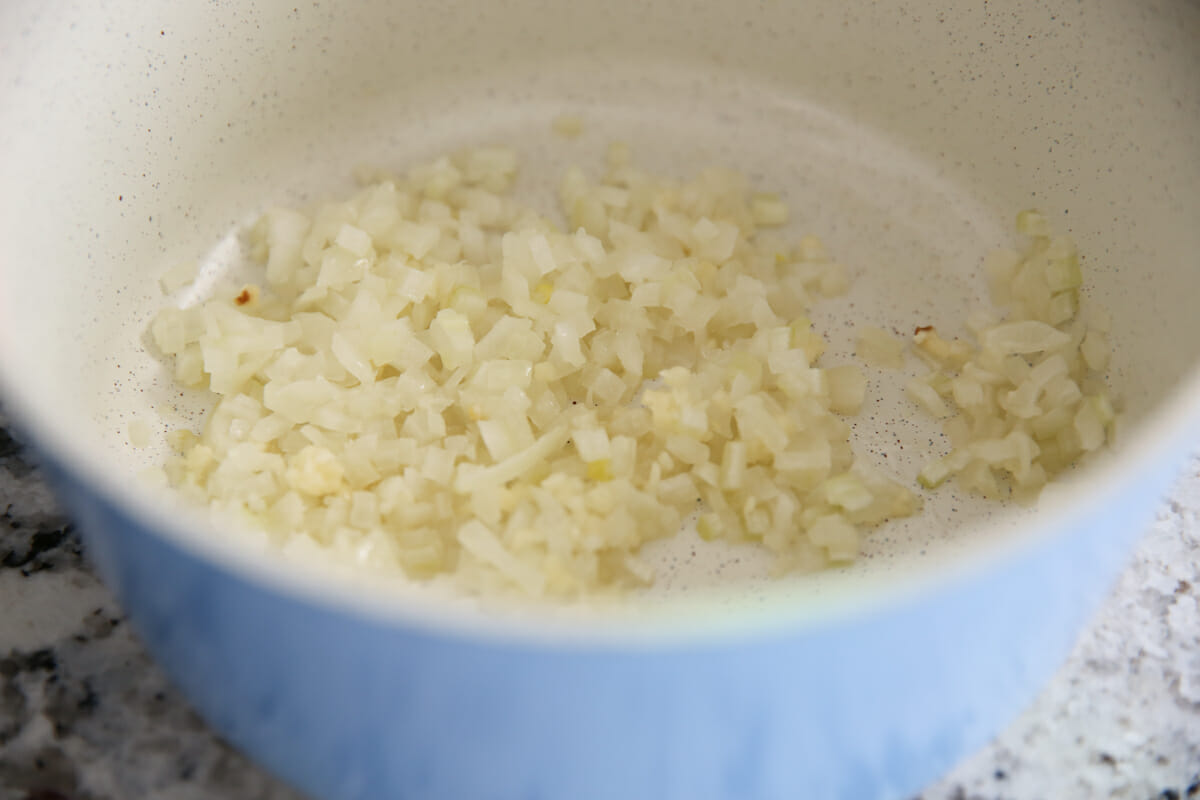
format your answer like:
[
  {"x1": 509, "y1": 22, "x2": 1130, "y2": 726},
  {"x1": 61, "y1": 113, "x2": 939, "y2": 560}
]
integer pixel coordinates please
[{"x1": 1, "y1": 410, "x2": 1197, "y2": 799}]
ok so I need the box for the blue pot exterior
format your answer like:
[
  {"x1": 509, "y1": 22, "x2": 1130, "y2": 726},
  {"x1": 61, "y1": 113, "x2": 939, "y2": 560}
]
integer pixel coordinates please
[{"x1": 46, "y1": 454, "x2": 1170, "y2": 800}]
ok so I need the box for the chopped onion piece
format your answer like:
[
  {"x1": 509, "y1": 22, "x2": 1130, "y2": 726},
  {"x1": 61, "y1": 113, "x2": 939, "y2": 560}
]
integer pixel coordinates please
[
  {"x1": 751, "y1": 193, "x2": 789, "y2": 227},
  {"x1": 551, "y1": 114, "x2": 584, "y2": 139},
  {"x1": 825, "y1": 365, "x2": 867, "y2": 416},
  {"x1": 981, "y1": 321, "x2": 1071, "y2": 356},
  {"x1": 906, "y1": 379, "x2": 952, "y2": 419},
  {"x1": 807, "y1": 514, "x2": 858, "y2": 562},
  {"x1": 159, "y1": 261, "x2": 199, "y2": 294},
  {"x1": 856, "y1": 326, "x2": 906, "y2": 369}
]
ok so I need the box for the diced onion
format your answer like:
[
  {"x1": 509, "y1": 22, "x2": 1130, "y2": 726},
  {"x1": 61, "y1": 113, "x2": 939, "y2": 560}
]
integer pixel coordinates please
[
  {"x1": 907, "y1": 210, "x2": 1115, "y2": 498},
  {"x1": 149, "y1": 145, "x2": 1112, "y2": 599},
  {"x1": 856, "y1": 326, "x2": 906, "y2": 369}
]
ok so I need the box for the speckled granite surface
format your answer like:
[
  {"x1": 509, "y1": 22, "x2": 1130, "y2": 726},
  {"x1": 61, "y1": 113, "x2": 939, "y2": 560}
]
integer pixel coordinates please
[{"x1": 0, "y1": 414, "x2": 1196, "y2": 800}]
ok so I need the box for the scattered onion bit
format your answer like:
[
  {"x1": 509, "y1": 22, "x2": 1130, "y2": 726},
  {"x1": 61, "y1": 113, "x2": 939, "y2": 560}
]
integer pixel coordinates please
[
  {"x1": 551, "y1": 114, "x2": 585, "y2": 139},
  {"x1": 913, "y1": 210, "x2": 1115, "y2": 499}
]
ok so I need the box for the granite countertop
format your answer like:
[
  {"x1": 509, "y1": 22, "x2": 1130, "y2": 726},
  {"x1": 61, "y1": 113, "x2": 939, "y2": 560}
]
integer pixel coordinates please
[{"x1": 0, "y1": 413, "x2": 1197, "y2": 800}]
